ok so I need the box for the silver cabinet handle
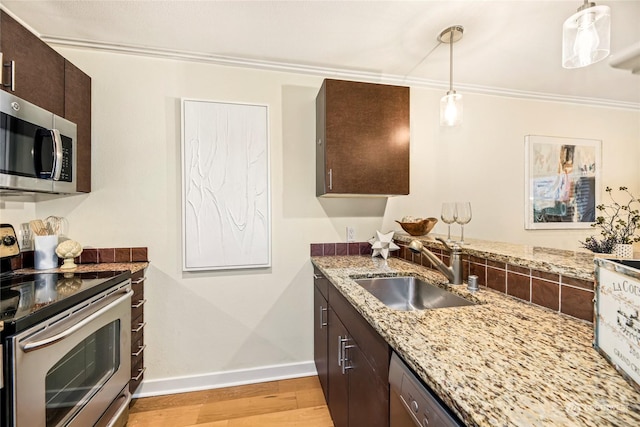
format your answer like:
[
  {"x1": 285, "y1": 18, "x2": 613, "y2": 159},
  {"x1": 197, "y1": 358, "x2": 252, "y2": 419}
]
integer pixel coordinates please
[
  {"x1": 132, "y1": 367, "x2": 146, "y2": 382},
  {"x1": 2, "y1": 58, "x2": 15, "y2": 91},
  {"x1": 328, "y1": 168, "x2": 333, "y2": 190},
  {"x1": 132, "y1": 344, "x2": 146, "y2": 358},
  {"x1": 319, "y1": 306, "x2": 328, "y2": 328},
  {"x1": 132, "y1": 277, "x2": 146, "y2": 285},
  {"x1": 338, "y1": 336, "x2": 350, "y2": 367},
  {"x1": 132, "y1": 322, "x2": 146, "y2": 334},
  {"x1": 313, "y1": 273, "x2": 324, "y2": 280},
  {"x1": 22, "y1": 290, "x2": 133, "y2": 352},
  {"x1": 132, "y1": 298, "x2": 147, "y2": 309},
  {"x1": 342, "y1": 343, "x2": 356, "y2": 374}
]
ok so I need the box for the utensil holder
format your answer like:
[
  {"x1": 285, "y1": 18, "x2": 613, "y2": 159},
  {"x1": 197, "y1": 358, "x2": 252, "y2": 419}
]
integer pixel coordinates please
[{"x1": 34, "y1": 235, "x2": 59, "y2": 270}]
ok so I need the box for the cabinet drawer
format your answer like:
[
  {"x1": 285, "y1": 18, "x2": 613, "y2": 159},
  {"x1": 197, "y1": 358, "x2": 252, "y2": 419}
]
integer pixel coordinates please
[
  {"x1": 130, "y1": 357, "x2": 145, "y2": 394},
  {"x1": 131, "y1": 277, "x2": 145, "y2": 304},
  {"x1": 131, "y1": 326, "x2": 144, "y2": 353},
  {"x1": 131, "y1": 339, "x2": 145, "y2": 373},
  {"x1": 313, "y1": 267, "x2": 329, "y2": 300},
  {"x1": 329, "y1": 282, "x2": 389, "y2": 382},
  {"x1": 131, "y1": 297, "x2": 146, "y2": 323}
]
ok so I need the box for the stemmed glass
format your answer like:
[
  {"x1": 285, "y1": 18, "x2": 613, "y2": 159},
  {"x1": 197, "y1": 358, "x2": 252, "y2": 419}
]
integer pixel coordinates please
[
  {"x1": 455, "y1": 202, "x2": 472, "y2": 244},
  {"x1": 440, "y1": 202, "x2": 457, "y2": 243}
]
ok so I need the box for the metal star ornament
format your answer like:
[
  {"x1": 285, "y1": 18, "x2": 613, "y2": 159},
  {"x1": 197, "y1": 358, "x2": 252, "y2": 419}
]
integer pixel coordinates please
[{"x1": 368, "y1": 231, "x2": 400, "y2": 260}]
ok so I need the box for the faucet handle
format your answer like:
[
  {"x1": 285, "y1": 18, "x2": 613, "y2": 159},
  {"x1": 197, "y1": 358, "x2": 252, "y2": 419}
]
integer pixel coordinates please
[{"x1": 435, "y1": 237, "x2": 452, "y2": 251}]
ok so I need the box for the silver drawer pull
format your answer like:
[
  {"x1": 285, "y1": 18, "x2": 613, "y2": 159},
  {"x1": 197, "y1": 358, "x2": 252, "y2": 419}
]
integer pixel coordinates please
[
  {"x1": 131, "y1": 322, "x2": 146, "y2": 333},
  {"x1": 132, "y1": 344, "x2": 146, "y2": 357},
  {"x1": 132, "y1": 277, "x2": 146, "y2": 285},
  {"x1": 313, "y1": 273, "x2": 324, "y2": 280},
  {"x1": 132, "y1": 298, "x2": 147, "y2": 309},
  {"x1": 132, "y1": 367, "x2": 146, "y2": 382},
  {"x1": 319, "y1": 305, "x2": 328, "y2": 328}
]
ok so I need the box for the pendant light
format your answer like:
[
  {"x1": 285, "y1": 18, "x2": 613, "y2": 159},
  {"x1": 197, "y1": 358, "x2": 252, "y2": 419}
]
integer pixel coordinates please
[
  {"x1": 438, "y1": 26, "x2": 464, "y2": 127},
  {"x1": 562, "y1": 1, "x2": 611, "y2": 69}
]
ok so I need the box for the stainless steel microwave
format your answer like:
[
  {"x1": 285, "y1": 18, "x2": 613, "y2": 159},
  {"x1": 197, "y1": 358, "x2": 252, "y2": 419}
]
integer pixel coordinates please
[{"x1": 0, "y1": 91, "x2": 77, "y2": 194}]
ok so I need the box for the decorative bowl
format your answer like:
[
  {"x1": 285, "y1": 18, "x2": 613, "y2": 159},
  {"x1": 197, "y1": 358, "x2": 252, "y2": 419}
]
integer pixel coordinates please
[{"x1": 395, "y1": 217, "x2": 438, "y2": 236}]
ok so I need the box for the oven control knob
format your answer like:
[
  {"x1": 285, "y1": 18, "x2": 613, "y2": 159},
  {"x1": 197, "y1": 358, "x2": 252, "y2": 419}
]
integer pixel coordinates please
[
  {"x1": 410, "y1": 400, "x2": 419, "y2": 412},
  {"x1": 2, "y1": 235, "x2": 17, "y2": 246},
  {"x1": 422, "y1": 417, "x2": 429, "y2": 426}
]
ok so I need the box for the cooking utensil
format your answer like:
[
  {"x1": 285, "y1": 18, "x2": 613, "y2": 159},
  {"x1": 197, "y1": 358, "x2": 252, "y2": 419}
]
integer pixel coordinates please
[
  {"x1": 44, "y1": 216, "x2": 66, "y2": 236},
  {"x1": 29, "y1": 220, "x2": 48, "y2": 236}
]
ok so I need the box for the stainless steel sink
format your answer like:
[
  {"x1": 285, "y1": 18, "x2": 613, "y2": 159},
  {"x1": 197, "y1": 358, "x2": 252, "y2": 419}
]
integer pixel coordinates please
[{"x1": 354, "y1": 276, "x2": 475, "y2": 311}]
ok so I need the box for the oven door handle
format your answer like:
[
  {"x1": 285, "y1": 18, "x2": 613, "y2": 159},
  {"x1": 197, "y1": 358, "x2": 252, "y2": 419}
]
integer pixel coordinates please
[{"x1": 21, "y1": 289, "x2": 133, "y2": 353}]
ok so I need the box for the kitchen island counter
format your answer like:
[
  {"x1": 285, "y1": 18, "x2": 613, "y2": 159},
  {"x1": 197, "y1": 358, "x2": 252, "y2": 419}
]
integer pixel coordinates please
[{"x1": 312, "y1": 255, "x2": 640, "y2": 427}]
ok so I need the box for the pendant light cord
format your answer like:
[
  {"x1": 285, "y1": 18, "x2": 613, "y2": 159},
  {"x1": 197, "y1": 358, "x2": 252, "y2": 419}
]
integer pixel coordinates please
[{"x1": 449, "y1": 34, "x2": 454, "y2": 93}]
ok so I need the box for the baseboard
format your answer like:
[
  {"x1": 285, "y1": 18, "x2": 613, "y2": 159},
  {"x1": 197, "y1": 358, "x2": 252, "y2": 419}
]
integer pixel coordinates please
[{"x1": 132, "y1": 360, "x2": 318, "y2": 398}]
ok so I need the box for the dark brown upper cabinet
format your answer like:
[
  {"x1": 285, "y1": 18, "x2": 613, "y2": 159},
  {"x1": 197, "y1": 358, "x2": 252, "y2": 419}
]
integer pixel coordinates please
[
  {"x1": 64, "y1": 60, "x2": 92, "y2": 193},
  {"x1": 0, "y1": 11, "x2": 65, "y2": 116},
  {"x1": 1, "y1": 10, "x2": 92, "y2": 193},
  {"x1": 316, "y1": 79, "x2": 410, "y2": 197}
]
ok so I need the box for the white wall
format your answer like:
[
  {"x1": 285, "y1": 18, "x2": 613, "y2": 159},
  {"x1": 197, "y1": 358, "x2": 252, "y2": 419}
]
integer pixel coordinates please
[{"x1": 1, "y1": 46, "x2": 638, "y2": 394}]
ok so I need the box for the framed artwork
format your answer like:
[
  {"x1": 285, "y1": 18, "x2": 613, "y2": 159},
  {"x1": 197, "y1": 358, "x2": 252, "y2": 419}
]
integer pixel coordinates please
[
  {"x1": 182, "y1": 99, "x2": 271, "y2": 271},
  {"x1": 524, "y1": 135, "x2": 601, "y2": 230}
]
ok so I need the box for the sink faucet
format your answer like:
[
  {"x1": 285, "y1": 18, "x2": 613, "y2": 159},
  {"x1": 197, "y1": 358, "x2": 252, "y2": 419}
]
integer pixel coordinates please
[{"x1": 408, "y1": 238, "x2": 463, "y2": 285}]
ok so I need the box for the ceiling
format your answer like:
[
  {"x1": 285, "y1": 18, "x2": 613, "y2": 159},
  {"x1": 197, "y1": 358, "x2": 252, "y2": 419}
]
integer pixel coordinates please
[{"x1": 2, "y1": 0, "x2": 640, "y2": 108}]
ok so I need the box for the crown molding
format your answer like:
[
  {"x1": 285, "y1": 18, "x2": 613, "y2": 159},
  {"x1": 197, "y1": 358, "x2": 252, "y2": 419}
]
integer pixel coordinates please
[{"x1": 41, "y1": 35, "x2": 640, "y2": 111}]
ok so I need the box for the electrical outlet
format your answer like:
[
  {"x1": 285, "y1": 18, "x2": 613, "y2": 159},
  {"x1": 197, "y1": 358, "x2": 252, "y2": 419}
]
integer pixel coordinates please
[{"x1": 346, "y1": 226, "x2": 355, "y2": 242}]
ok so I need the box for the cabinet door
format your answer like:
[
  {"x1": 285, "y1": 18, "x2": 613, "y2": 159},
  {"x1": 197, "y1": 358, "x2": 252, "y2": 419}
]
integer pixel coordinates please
[
  {"x1": 313, "y1": 285, "x2": 329, "y2": 403},
  {"x1": 0, "y1": 11, "x2": 65, "y2": 116},
  {"x1": 316, "y1": 79, "x2": 410, "y2": 196},
  {"x1": 64, "y1": 60, "x2": 92, "y2": 192},
  {"x1": 328, "y1": 309, "x2": 349, "y2": 427},
  {"x1": 347, "y1": 344, "x2": 390, "y2": 427}
]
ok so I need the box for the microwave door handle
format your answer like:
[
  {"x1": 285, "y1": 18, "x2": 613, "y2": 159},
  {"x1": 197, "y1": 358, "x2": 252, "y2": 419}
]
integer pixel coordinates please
[{"x1": 50, "y1": 129, "x2": 63, "y2": 180}]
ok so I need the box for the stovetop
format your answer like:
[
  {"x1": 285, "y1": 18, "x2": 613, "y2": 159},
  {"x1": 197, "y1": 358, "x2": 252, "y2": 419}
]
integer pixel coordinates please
[{"x1": 1, "y1": 270, "x2": 130, "y2": 336}]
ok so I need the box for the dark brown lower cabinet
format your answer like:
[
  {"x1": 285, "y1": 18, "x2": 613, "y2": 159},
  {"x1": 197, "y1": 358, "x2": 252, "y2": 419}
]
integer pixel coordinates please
[
  {"x1": 314, "y1": 285, "x2": 329, "y2": 403},
  {"x1": 314, "y1": 269, "x2": 390, "y2": 427},
  {"x1": 130, "y1": 269, "x2": 147, "y2": 394}
]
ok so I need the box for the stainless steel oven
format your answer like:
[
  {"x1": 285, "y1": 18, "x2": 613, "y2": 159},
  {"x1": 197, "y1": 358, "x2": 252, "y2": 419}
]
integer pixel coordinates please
[
  {"x1": 1, "y1": 224, "x2": 133, "y2": 427},
  {"x1": 6, "y1": 280, "x2": 132, "y2": 427}
]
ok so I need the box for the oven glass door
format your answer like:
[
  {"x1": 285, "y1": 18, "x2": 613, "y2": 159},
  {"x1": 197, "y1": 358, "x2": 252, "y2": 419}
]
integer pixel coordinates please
[
  {"x1": 46, "y1": 320, "x2": 120, "y2": 426},
  {"x1": 10, "y1": 285, "x2": 131, "y2": 427}
]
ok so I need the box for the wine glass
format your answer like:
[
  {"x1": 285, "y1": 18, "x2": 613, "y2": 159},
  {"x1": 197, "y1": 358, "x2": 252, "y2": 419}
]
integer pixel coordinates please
[
  {"x1": 440, "y1": 202, "x2": 457, "y2": 243},
  {"x1": 455, "y1": 202, "x2": 472, "y2": 244}
]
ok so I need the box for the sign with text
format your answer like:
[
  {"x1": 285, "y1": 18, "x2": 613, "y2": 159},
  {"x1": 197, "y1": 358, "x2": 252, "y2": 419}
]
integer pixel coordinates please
[{"x1": 594, "y1": 258, "x2": 640, "y2": 392}]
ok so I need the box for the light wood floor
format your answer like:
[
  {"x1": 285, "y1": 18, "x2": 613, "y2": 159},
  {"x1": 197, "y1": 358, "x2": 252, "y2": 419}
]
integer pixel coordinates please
[{"x1": 127, "y1": 376, "x2": 334, "y2": 427}]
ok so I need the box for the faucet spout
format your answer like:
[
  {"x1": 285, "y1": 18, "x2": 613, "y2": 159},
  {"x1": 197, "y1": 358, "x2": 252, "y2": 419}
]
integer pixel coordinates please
[{"x1": 408, "y1": 239, "x2": 463, "y2": 285}]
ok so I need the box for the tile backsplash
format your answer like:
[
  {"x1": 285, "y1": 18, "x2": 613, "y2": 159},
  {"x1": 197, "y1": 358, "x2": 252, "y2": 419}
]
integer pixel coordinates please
[{"x1": 11, "y1": 246, "x2": 148, "y2": 270}]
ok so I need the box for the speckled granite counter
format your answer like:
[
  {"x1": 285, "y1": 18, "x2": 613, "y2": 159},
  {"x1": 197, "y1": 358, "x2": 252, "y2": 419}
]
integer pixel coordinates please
[
  {"x1": 16, "y1": 262, "x2": 148, "y2": 275},
  {"x1": 312, "y1": 255, "x2": 640, "y2": 427}
]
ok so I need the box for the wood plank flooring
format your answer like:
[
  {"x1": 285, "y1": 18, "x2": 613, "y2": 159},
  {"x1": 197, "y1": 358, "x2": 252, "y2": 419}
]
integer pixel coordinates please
[{"x1": 128, "y1": 376, "x2": 334, "y2": 427}]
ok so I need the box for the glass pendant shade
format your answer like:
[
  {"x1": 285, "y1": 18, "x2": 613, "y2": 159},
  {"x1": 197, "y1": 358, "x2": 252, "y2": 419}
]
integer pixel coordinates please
[
  {"x1": 440, "y1": 91, "x2": 463, "y2": 127},
  {"x1": 562, "y1": 4, "x2": 610, "y2": 68},
  {"x1": 438, "y1": 25, "x2": 464, "y2": 127}
]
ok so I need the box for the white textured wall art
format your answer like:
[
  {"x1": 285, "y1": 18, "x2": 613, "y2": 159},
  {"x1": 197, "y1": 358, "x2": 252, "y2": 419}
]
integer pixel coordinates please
[{"x1": 182, "y1": 99, "x2": 270, "y2": 270}]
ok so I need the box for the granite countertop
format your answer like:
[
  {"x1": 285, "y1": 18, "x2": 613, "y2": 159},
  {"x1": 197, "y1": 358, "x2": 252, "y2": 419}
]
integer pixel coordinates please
[
  {"x1": 394, "y1": 232, "x2": 602, "y2": 280},
  {"x1": 16, "y1": 262, "x2": 149, "y2": 275},
  {"x1": 311, "y1": 255, "x2": 640, "y2": 427}
]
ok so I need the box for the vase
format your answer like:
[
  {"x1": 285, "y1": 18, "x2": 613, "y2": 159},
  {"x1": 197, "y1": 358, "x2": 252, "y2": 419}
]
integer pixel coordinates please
[{"x1": 613, "y1": 243, "x2": 634, "y2": 259}]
